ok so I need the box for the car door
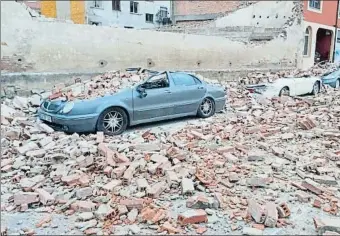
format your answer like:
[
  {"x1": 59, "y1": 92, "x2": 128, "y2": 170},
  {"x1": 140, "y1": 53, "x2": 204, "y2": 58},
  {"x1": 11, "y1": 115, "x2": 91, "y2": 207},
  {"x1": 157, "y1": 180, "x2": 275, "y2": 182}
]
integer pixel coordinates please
[
  {"x1": 132, "y1": 72, "x2": 174, "y2": 121},
  {"x1": 169, "y1": 72, "x2": 206, "y2": 115},
  {"x1": 292, "y1": 77, "x2": 310, "y2": 95}
]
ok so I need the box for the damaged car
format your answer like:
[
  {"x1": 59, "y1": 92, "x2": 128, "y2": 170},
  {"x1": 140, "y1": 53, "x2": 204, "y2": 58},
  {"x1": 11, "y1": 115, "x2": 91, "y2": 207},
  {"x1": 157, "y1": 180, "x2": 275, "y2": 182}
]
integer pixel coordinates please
[
  {"x1": 245, "y1": 76, "x2": 322, "y2": 98},
  {"x1": 38, "y1": 71, "x2": 227, "y2": 135},
  {"x1": 321, "y1": 68, "x2": 340, "y2": 89}
]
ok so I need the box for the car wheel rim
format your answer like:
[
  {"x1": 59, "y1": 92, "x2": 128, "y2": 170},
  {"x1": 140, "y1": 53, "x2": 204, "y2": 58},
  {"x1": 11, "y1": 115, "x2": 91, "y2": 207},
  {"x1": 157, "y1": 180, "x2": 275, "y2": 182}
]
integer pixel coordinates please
[
  {"x1": 313, "y1": 83, "x2": 319, "y2": 93},
  {"x1": 281, "y1": 88, "x2": 289, "y2": 96},
  {"x1": 200, "y1": 99, "x2": 212, "y2": 115},
  {"x1": 103, "y1": 111, "x2": 123, "y2": 133}
]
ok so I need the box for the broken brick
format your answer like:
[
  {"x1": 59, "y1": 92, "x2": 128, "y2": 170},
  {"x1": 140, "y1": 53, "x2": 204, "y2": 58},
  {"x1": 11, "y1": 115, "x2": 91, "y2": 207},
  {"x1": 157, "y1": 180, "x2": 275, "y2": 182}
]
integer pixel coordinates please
[
  {"x1": 119, "y1": 198, "x2": 144, "y2": 210},
  {"x1": 247, "y1": 199, "x2": 266, "y2": 224},
  {"x1": 13, "y1": 192, "x2": 39, "y2": 205},
  {"x1": 178, "y1": 209, "x2": 208, "y2": 225},
  {"x1": 35, "y1": 189, "x2": 55, "y2": 206},
  {"x1": 264, "y1": 202, "x2": 278, "y2": 228}
]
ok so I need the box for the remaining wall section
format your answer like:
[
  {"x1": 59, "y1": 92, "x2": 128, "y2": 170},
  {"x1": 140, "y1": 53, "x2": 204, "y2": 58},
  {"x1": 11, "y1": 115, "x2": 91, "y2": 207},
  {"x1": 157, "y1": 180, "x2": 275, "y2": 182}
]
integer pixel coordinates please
[{"x1": 1, "y1": 1, "x2": 303, "y2": 76}]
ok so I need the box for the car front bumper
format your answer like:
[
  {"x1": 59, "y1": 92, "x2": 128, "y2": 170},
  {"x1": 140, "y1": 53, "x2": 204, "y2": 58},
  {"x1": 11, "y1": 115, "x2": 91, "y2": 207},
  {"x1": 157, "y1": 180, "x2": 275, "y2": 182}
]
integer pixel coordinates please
[
  {"x1": 37, "y1": 109, "x2": 99, "y2": 133},
  {"x1": 322, "y1": 79, "x2": 337, "y2": 88}
]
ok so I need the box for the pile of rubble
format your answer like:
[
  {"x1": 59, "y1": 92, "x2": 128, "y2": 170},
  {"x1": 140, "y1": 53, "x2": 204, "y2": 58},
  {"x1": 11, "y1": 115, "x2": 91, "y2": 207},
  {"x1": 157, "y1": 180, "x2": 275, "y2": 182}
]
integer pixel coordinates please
[
  {"x1": 240, "y1": 62, "x2": 339, "y2": 85},
  {"x1": 1, "y1": 67, "x2": 340, "y2": 235}
]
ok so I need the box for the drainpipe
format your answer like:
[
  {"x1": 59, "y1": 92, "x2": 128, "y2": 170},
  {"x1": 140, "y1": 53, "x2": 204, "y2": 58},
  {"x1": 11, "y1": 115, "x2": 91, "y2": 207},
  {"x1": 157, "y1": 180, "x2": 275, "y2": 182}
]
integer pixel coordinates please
[
  {"x1": 171, "y1": 0, "x2": 175, "y2": 24},
  {"x1": 332, "y1": 0, "x2": 339, "y2": 62}
]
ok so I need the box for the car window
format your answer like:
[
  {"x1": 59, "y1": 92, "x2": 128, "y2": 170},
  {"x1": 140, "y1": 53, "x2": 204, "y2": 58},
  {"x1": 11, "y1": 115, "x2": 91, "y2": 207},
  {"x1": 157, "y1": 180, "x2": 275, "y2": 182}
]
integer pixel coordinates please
[
  {"x1": 142, "y1": 72, "x2": 169, "y2": 89},
  {"x1": 171, "y1": 73, "x2": 197, "y2": 86}
]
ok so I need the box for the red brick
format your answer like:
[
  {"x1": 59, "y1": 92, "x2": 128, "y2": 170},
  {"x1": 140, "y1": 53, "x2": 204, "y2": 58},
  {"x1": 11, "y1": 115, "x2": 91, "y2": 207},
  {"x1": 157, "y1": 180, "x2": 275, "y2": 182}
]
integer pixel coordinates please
[
  {"x1": 119, "y1": 198, "x2": 144, "y2": 210},
  {"x1": 301, "y1": 179, "x2": 323, "y2": 195},
  {"x1": 71, "y1": 201, "x2": 96, "y2": 212},
  {"x1": 13, "y1": 192, "x2": 39, "y2": 205},
  {"x1": 313, "y1": 199, "x2": 322, "y2": 208},
  {"x1": 103, "y1": 166, "x2": 113, "y2": 177},
  {"x1": 61, "y1": 174, "x2": 80, "y2": 186},
  {"x1": 217, "y1": 146, "x2": 235, "y2": 154},
  {"x1": 178, "y1": 209, "x2": 208, "y2": 225},
  {"x1": 190, "y1": 130, "x2": 207, "y2": 140},
  {"x1": 112, "y1": 166, "x2": 126, "y2": 178},
  {"x1": 174, "y1": 1, "x2": 241, "y2": 16},
  {"x1": 196, "y1": 226, "x2": 207, "y2": 234},
  {"x1": 35, "y1": 189, "x2": 55, "y2": 206},
  {"x1": 276, "y1": 202, "x2": 291, "y2": 218},
  {"x1": 79, "y1": 174, "x2": 90, "y2": 187}
]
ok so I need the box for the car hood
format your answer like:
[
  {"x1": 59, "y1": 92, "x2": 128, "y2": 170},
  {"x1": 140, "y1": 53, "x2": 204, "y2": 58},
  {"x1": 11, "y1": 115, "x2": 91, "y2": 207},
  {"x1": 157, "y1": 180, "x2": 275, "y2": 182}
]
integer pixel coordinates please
[{"x1": 41, "y1": 87, "x2": 133, "y2": 114}]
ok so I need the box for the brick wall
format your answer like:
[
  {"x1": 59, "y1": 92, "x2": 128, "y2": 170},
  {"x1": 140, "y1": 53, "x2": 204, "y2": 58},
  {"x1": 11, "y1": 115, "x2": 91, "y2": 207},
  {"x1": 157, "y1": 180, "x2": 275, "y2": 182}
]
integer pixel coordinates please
[{"x1": 174, "y1": 1, "x2": 241, "y2": 16}]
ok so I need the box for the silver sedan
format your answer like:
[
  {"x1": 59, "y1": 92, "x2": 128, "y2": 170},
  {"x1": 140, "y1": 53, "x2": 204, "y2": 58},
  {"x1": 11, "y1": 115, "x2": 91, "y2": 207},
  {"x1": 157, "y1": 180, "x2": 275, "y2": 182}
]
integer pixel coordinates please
[{"x1": 38, "y1": 71, "x2": 227, "y2": 135}]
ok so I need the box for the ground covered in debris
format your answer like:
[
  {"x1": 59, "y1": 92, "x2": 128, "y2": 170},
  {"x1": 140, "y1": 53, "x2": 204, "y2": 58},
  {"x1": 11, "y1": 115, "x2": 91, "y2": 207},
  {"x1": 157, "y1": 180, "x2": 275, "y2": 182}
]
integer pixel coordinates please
[{"x1": 1, "y1": 66, "x2": 340, "y2": 236}]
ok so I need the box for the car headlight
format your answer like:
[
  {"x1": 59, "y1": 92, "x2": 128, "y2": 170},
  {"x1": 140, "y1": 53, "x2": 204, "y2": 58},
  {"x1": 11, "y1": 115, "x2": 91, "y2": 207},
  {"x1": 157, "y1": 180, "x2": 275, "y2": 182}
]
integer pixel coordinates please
[{"x1": 61, "y1": 102, "x2": 74, "y2": 114}]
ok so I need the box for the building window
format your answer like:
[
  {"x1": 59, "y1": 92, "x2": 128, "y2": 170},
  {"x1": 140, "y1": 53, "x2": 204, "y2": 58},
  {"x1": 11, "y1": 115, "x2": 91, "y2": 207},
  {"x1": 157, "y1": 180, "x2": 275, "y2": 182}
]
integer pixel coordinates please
[
  {"x1": 159, "y1": 7, "x2": 168, "y2": 18},
  {"x1": 92, "y1": 0, "x2": 102, "y2": 8},
  {"x1": 130, "y1": 1, "x2": 138, "y2": 13},
  {"x1": 146, "y1": 13, "x2": 154, "y2": 23},
  {"x1": 112, "y1": 0, "x2": 121, "y2": 11},
  {"x1": 304, "y1": 27, "x2": 312, "y2": 56},
  {"x1": 308, "y1": 0, "x2": 321, "y2": 10}
]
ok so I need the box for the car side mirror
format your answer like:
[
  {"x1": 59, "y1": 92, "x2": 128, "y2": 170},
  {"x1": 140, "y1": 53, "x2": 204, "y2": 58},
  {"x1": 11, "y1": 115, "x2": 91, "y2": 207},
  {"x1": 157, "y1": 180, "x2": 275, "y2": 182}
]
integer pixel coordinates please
[{"x1": 137, "y1": 85, "x2": 147, "y2": 98}]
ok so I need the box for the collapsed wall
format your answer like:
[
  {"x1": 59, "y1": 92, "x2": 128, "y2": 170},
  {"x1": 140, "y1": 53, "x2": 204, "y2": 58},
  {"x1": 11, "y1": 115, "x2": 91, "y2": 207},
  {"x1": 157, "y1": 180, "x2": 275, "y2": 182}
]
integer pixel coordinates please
[{"x1": 1, "y1": 1, "x2": 303, "y2": 90}]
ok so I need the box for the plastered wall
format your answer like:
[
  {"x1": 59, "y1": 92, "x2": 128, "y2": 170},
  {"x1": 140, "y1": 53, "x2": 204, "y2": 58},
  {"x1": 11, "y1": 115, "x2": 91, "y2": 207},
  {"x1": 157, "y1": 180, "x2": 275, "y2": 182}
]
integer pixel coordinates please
[{"x1": 1, "y1": 1, "x2": 303, "y2": 74}]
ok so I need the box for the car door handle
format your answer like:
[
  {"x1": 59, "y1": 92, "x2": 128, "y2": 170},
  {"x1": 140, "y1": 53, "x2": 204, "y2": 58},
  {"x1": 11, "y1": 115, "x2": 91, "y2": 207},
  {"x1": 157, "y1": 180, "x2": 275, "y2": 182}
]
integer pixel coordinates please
[
  {"x1": 164, "y1": 90, "x2": 172, "y2": 94},
  {"x1": 198, "y1": 86, "x2": 204, "y2": 89}
]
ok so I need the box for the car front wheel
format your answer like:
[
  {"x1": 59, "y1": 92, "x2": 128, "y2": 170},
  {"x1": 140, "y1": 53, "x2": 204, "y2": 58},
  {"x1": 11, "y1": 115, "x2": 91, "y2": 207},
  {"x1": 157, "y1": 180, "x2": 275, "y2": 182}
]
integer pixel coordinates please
[
  {"x1": 197, "y1": 97, "x2": 215, "y2": 118},
  {"x1": 312, "y1": 82, "x2": 320, "y2": 95},
  {"x1": 335, "y1": 79, "x2": 340, "y2": 89},
  {"x1": 97, "y1": 107, "x2": 128, "y2": 135}
]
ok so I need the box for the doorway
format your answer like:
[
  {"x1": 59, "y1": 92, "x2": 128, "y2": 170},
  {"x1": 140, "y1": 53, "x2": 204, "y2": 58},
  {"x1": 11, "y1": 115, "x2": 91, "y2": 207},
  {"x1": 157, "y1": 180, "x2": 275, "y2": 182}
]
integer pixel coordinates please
[{"x1": 315, "y1": 28, "x2": 333, "y2": 63}]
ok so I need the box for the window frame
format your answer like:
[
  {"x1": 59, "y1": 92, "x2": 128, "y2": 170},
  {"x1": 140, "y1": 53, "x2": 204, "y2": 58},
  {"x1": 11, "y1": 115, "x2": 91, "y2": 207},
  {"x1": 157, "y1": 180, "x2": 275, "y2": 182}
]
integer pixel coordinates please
[
  {"x1": 159, "y1": 6, "x2": 168, "y2": 18},
  {"x1": 171, "y1": 73, "x2": 199, "y2": 86},
  {"x1": 112, "y1": 0, "x2": 121, "y2": 11},
  {"x1": 145, "y1": 13, "x2": 154, "y2": 23},
  {"x1": 303, "y1": 27, "x2": 312, "y2": 57},
  {"x1": 130, "y1": 1, "x2": 139, "y2": 14},
  {"x1": 307, "y1": 0, "x2": 322, "y2": 13}
]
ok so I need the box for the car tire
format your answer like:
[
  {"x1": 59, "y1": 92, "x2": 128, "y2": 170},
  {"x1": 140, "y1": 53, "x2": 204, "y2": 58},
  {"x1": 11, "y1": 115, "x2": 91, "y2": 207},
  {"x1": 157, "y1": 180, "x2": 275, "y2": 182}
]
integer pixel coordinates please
[
  {"x1": 335, "y1": 79, "x2": 340, "y2": 89},
  {"x1": 97, "y1": 107, "x2": 128, "y2": 136},
  {"x1": 311, "y1": 81, "x2": 320, "y2": 95},
  {"x1": 197, "y1": 97, "x2": 215, "y2": 118},
  {"x1": 279, "y1": 87, "x2": 290, "y2": 97}
]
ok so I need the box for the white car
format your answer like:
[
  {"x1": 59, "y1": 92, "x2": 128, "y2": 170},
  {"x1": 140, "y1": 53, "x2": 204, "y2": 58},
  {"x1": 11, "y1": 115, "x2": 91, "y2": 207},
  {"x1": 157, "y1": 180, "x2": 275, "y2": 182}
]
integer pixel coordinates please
[{"x1": 245, "y1": 76, "x2": 322, "y2": 98}]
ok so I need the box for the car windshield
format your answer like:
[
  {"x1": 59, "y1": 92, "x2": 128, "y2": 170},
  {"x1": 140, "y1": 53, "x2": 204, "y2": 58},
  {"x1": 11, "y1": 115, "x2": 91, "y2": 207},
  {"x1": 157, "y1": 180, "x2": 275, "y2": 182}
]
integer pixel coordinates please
[{"x1": 323, "y1": 69, "x2": 340, "y2": 79}]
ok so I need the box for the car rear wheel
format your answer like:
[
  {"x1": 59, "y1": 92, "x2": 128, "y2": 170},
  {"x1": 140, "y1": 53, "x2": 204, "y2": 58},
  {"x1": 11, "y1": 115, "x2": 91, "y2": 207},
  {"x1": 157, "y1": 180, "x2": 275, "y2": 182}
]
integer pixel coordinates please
[
  {"x1": 97, "y1": 107, "x2": 128, "y2": 136},
  {"x1": 335, "y1": 79, "x2": 340, "y2": 89},
  {"x1": 279, "y1": 87, "x2": 290, "y2": 97},
  {"x1": 312, "y1": 82, "x2": 320, "y2": 95},
  {"x1": 197, "y1": 98, "x2": 215, "y2": 118}
]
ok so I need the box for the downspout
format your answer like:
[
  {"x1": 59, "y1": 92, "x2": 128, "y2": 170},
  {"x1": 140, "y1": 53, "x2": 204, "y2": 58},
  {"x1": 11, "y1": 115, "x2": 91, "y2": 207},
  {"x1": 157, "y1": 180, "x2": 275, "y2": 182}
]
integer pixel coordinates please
[
  {"x1": 171, "y1": 0, "x2": 175, "y2": 24},
  {"x1": 332, "y1": 0, "x2": 339, "y2": 62}
]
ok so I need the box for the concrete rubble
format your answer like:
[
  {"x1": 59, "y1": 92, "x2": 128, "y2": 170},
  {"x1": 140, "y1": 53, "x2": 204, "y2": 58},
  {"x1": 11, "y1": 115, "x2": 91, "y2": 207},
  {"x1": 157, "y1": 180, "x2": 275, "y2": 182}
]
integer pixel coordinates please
[{"x1": 1, "y1": 65, "x2": 339, "y2": 235}]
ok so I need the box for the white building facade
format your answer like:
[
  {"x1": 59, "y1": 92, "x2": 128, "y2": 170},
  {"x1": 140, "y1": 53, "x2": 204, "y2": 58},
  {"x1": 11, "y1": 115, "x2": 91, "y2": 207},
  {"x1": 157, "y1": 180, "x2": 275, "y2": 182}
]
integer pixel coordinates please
[{"x1": 86, "y1": 0, "x2": 171, "y2": 29}]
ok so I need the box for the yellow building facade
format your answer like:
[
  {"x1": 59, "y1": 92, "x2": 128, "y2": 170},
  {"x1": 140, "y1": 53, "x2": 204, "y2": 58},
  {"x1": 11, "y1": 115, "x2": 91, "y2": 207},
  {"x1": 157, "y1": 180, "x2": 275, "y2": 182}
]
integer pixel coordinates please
[{"x1": 41, "y1": 0, "x2": 85, "y2": 24}]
